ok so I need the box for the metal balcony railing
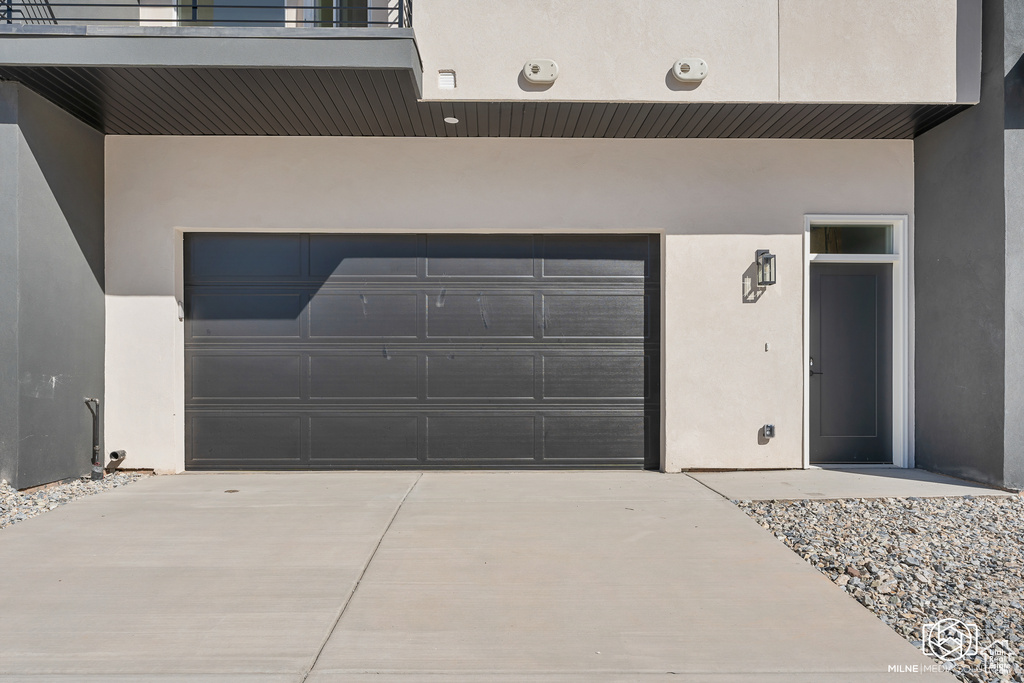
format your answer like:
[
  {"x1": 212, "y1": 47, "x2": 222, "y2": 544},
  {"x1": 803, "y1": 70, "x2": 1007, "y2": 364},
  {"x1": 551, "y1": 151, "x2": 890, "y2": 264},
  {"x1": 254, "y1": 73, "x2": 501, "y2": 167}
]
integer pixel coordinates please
[
  {"x1": 3, "y1": 0, "x2": 411, "y2": 27},
  {"x1": 4, "y1": 0, "x2": 56, "y2": 22}
]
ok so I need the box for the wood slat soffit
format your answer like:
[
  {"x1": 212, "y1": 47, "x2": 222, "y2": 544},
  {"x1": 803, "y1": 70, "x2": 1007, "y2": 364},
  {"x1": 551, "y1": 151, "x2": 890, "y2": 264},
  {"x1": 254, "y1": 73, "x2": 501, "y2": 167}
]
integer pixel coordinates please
[{"x1": 0, "y1": 66, "x2": 968, "y2": 137}]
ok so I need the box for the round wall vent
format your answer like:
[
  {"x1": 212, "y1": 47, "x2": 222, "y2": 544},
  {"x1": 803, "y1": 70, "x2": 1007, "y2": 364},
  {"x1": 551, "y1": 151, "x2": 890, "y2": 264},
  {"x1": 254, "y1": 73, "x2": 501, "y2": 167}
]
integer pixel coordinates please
[
  {"x1": 523, "y1": 59, "x2": 558, "y2": 84},
  {"x1": 672, "y1": 58, "x2": 708, "y2": 83}
]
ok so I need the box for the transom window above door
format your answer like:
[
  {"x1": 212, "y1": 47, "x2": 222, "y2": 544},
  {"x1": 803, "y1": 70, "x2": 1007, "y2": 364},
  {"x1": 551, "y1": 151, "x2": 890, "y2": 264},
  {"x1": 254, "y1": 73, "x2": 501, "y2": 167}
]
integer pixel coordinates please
[{"x1": 810, "y1": 224, "x2": 893, "y2": 255}]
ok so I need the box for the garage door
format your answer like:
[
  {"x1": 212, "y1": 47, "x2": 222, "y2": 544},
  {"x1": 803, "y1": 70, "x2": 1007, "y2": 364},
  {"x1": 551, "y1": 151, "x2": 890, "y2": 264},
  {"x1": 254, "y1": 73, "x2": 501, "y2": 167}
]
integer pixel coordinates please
[{"x1": 184, "y1": 234, "x2": 659, "y2": 469}]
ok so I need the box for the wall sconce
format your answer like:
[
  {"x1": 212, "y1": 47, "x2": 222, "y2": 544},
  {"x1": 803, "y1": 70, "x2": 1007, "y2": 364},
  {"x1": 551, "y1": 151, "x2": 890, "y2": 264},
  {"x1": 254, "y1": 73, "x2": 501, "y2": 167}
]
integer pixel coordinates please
[{"x1": 756, "y1": 250, "x2": 776, "y2": 286}]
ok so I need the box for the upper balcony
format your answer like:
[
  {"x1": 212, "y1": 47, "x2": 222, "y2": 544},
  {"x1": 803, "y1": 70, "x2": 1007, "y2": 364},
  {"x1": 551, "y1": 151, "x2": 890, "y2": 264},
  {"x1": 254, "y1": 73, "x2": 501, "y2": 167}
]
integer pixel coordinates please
[
  {"x1": 0, "y1": 0, "x2": 423, "y2": 133},
  {"x1": 2, "y1": 0, "x2": 410, "y2": 28},
  {"x1": 0, "y1": 0, "x2": 982, "y2": 138}
]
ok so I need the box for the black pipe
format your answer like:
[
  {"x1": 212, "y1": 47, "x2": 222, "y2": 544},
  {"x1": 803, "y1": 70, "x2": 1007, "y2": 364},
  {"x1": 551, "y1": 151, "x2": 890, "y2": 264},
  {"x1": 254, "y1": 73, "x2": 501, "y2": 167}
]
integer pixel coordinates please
[{"x1": 84, "y1": 398, "x2": 102, "y2": 480}]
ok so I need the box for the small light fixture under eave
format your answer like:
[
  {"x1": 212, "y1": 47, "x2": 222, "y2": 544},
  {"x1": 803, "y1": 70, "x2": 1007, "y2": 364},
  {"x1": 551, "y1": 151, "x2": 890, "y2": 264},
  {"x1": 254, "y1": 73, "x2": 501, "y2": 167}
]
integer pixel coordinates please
[
  {"x1": 756, "y1": 249, "x2": 777, "y2": 286},
  {"x1": 443, "y1": 116, "x2": 459, "y2": 125}
]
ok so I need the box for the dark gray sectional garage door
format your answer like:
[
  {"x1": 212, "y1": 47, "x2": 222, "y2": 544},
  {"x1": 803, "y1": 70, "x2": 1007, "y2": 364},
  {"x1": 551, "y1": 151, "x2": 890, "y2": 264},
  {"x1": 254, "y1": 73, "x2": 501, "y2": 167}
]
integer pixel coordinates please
[{"x1": 184, "y1": 234, "x2": 659, "y2": 469}]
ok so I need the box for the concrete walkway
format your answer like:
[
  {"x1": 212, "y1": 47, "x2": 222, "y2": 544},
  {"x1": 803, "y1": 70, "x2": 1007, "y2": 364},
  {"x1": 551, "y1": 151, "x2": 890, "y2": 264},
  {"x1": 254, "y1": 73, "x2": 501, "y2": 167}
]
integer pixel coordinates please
[
  {"x1": 690, "y1": 466, "x2": 1014, "y2": 501},
  {"x1": 0, "y1": 472, "x2": 950, "y2": 681}
]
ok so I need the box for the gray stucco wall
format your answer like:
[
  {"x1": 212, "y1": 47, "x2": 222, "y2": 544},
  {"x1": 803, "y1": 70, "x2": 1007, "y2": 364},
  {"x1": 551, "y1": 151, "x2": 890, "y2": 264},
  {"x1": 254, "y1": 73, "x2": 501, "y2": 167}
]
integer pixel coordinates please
[
  {"x1": 0, "y1": 83, "x2": 104, "y2": 490},
  {"x1": 915, "y1": 0, "x2": 1024, "y2": 490},
  {"x1": 1003, "y1": 1, "x2": 1024, "y2": 489},
  {"x1": 1006, "y1": 124, "x2": 1024, "y2": 489},
  {"x1": 0, "y1": 86, "x2": 21, "y2": 487}
]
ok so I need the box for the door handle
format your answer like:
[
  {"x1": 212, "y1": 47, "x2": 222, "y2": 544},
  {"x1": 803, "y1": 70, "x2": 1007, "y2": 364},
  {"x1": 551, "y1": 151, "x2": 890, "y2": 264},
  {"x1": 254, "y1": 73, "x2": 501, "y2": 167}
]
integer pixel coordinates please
[
  {"x1": 809, "y1": 357, "x2": 823, "y2": 377},
  {"x1": 810, "y1": 368, "x2": 823, "y2": 377}
]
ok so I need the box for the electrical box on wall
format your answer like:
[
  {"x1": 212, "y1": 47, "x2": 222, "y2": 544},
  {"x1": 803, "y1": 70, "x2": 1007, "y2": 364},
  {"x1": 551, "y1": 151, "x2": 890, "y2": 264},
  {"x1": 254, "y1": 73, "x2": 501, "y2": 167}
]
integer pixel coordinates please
[
  {"x1": 672, "y1": 58, "x2": 708, "y2": 83},
  {"x1": 523, "y1": 59, "x2": 559, "y2": 84}
]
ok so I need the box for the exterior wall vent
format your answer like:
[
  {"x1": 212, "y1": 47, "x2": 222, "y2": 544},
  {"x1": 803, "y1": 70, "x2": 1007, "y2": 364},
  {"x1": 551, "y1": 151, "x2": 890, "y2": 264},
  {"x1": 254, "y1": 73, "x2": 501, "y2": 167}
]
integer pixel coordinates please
[
  {"x1": 672, "y1": 59, "x2": 708, "y2": 83},
  {"x1": 522, "y1": 59, "x2": 559, "y2": 84},
  {"x1": 438, "y1": 70, "x2": 457, "y2": 89}
]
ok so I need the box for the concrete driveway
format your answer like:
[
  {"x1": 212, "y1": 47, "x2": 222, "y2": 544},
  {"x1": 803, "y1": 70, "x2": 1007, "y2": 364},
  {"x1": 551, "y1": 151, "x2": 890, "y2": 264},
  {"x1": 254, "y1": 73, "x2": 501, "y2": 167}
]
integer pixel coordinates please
[{"x1": 0, "y1": 472, "x2": 948, "y2": 681}]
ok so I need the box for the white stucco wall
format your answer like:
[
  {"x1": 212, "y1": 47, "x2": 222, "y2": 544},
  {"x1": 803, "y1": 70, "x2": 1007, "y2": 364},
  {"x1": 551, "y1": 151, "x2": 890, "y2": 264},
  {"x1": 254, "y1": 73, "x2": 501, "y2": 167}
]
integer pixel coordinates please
[
  {"x1": 413, "y1": 0, "x2": 968, "y2": 104},
  {"x1": 415, "y1": 0, "x2": 778, "y2": 103},
  {"x1": 104, "y1": 136, "x2": 914, "y2": 473},
  {"x1": 778, "y1": 0, "x2": 962, "y2": 103}
]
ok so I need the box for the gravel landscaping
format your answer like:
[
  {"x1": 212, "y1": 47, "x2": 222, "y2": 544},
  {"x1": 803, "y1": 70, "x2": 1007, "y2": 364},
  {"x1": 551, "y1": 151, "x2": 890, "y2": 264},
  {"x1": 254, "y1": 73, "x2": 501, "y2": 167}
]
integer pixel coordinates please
[
  {"x1": 738, "y1": 495, "x2": 1024, "y2": 683},
  {"x1": 0, "y1": 472, "x2": 150, "y2": 529}
]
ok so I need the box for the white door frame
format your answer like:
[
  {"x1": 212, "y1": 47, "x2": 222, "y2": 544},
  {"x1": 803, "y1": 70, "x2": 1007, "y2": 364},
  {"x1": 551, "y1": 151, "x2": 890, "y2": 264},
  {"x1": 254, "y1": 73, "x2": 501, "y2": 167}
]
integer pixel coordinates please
[{"x1": 802, "y1": 214, "x2": 910, "y2": 469}]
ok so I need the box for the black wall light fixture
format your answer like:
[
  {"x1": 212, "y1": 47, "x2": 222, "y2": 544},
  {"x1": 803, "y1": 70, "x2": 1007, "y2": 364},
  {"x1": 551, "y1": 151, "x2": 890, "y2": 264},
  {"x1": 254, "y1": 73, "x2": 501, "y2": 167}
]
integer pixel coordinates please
[{"x1": 756, "y1": 250, "x2": 776, "y2": 286}]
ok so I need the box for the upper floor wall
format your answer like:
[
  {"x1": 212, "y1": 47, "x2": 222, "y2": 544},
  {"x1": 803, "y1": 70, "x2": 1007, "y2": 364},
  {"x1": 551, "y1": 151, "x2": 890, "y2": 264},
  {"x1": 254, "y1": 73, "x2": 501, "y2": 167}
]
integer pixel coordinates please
[
  {"x1": 0, "y1": 0, "x2": 980, "y2": 136},
  {"x1": 3, "y1": 0, "x2": 980, "y2": 106},
  {"x1": 414, "y1": 0, "x2": 982, "y2": 104}
]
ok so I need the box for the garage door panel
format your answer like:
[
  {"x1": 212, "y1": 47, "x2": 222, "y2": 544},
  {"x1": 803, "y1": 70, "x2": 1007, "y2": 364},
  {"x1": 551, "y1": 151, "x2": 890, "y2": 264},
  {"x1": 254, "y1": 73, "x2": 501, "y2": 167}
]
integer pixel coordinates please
[
  {"x1": 543, "y1": 416, "x2": 646, "y2": 461},
  {"x1": 543, "y1": 355, "x2": 646, "y2": 399},
  {"x1": 188, "y1": 293, "x2": 304, "y2": 338},
  {"x1": 185, "y1": 233, "x2": 659, "y2": 469},
  {"x1": 308, "y1": 293, "x2": 419, "y2": 338},
  {"x1": 542, "y1": 235, "x2": 649, "y2": 278},
  {"x1": 190, "y1": 354, "x2": 301, "y2": 399},
  {"x1": 426, "y1": 235, "x2": 535, "y2": 277},
  {"x1": 309, "y1": 416, "x2": 419, "y2": 462},
  {"x1": 427, "y1": 416, "x2": 537, "y2": 461},
  {"x1": 187, "y1": 234, "x2": 302, "y2": 281},
  {"x1": 310, "y1": 354, "x2": 419, "y2": 399},
  {"x1": 543, "y1": 294, "x2": 647, "y2": 339},
  {"x1": 426, "y1": 355, "x2": 535, "y2": 399},
  {"x1": 189, "y1": 415, "x2": 302, "y2": 463},
  {"x1": 309, "y1": 234, "x2": 419, "y2": 278},
  {"x1": 426, "y1": 294, "x2": 535, "y2": 338}
]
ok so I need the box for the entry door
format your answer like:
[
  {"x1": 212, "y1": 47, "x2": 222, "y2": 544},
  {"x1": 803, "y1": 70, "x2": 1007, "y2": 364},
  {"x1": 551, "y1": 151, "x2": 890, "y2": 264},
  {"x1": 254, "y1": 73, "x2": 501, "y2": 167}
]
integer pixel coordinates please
[{"x1": 809, "y1": 263, "x2": 893, "y2": 463}]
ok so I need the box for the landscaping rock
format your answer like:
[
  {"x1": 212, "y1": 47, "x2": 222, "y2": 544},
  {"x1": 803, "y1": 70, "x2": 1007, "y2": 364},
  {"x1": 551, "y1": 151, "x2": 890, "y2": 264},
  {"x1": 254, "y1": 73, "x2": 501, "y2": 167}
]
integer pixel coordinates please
[
  {"x1": 737, "y1": 495, "x2": 1024, "y2": 683},
  {"x1": 0, "y1": 472, "x2": 150, "y2": 530}
]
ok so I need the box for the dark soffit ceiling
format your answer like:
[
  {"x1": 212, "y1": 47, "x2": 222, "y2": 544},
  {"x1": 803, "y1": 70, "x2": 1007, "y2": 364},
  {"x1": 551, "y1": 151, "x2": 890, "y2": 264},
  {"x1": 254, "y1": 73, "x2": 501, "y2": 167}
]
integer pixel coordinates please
[{"x1": 0, "y1": 64, "x2": 969, "y2": 138}]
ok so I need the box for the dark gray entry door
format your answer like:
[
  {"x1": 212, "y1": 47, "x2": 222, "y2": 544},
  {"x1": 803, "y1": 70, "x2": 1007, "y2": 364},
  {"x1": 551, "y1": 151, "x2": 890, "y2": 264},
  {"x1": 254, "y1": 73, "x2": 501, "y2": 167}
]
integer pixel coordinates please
[
  {"x1": 184, "y1": 234, "x2": 659, "y2": 469},
  {"x1": 810, "y1": 263, "x2": 893, "y2": 464}
]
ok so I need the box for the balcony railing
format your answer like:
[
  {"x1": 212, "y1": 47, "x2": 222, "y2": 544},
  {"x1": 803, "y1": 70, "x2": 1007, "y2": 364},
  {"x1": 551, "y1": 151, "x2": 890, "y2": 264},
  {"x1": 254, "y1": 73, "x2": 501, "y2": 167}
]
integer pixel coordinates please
[{"x1": 3, "y1": 0, "x2": 411, "y2": 27}]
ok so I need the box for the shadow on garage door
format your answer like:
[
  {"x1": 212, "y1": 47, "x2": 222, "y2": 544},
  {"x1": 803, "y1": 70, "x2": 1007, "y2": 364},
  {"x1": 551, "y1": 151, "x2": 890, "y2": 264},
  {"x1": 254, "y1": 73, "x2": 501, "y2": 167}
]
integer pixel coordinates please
[{"x1": 184, "y1": 233, "x2": 660, "y2": 469}]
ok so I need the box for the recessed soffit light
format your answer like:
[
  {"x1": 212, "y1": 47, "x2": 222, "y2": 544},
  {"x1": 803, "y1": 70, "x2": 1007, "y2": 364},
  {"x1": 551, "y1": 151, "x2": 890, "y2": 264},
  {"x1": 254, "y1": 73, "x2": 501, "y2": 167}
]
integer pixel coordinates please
[{"x1": 443, "y1": 116, "x2": 459, "y2": 124}]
